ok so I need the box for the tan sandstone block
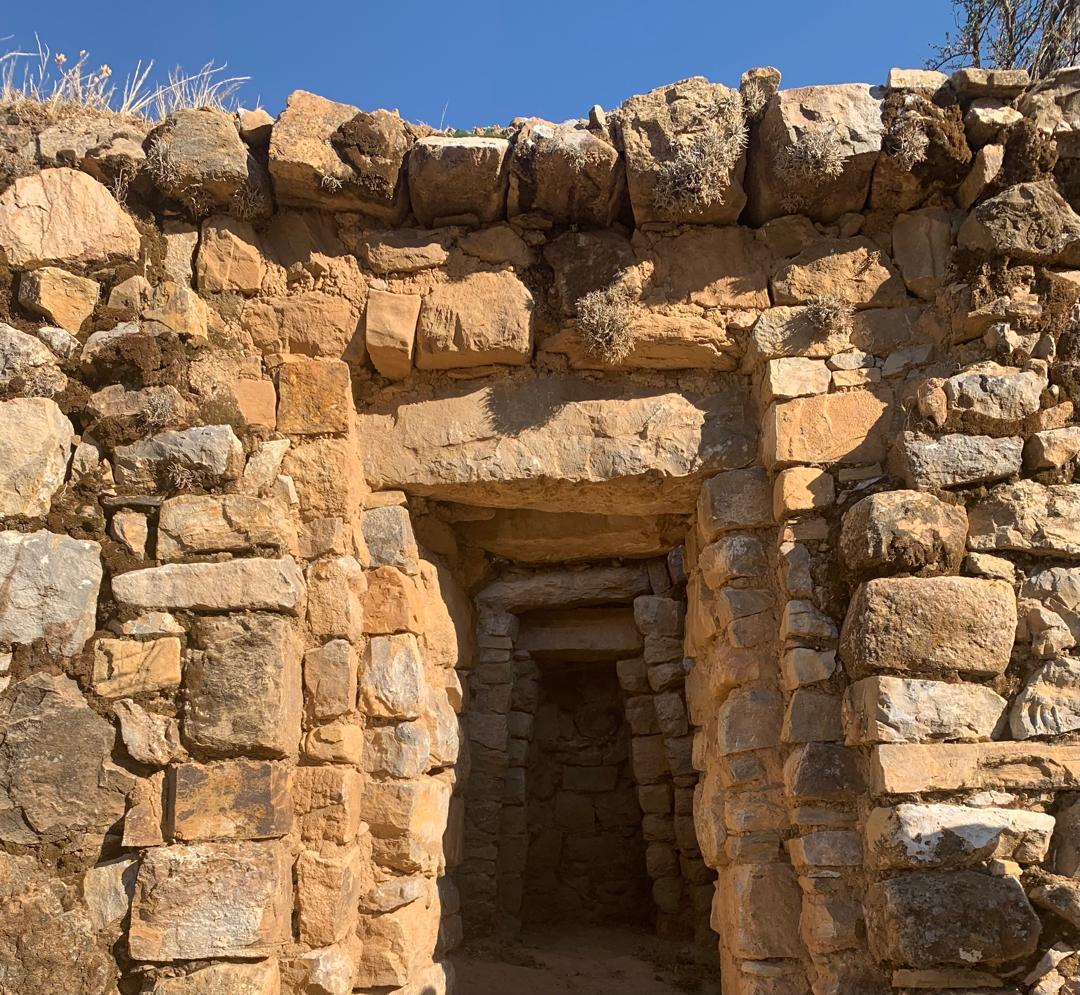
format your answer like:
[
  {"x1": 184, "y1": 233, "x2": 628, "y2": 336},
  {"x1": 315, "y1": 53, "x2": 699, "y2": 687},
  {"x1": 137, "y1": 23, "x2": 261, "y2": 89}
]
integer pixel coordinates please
[
  {"x1": 773, "y1": 466, "x2": 835, "y2": 520},
  {"x1": 18, "y1": 266, "x2": 98, "y2": 331},
  {"x1": 170, "y1": 760, "x2": 293, "y2": 842},
  {"x1": 366, "y1": 289, "x2": 421, "y2": 380},
  {"x1": 303, "y1": 639, "x2": 358, "y2": 722},
  {"x1": 293, "y1": 765, "x2": 364, "y2": 845},
  {"x1": 197, "y1": 215, "x2": 266, "y2": 294},
  {"x1": 128, "y1": 840, "x2": 293, "y2": 960},
  {"x1": 363, "y1": 566, "x2": 424, "y2": 634},
  {"x1": 296, "y1": 845, "x2": 367, "y2": 946},
  {"x1": 363, "y1": 776, "x2": 451, "y2": 874},
  {"x1": 771, "y1": 237, "x2": 907, "y2": 308},
  {"x1": 92, "y1": 637, "x2": 181, "y2": 697},
  {"x1": 276, "y1": 357, "x2": 352, "y2": 435},
  {"x1": 145, "y1": 961, "x2": 281, "y2": 995},
  {"x1": 763, "y1": 389, "x2": 891, "y2": 468}
]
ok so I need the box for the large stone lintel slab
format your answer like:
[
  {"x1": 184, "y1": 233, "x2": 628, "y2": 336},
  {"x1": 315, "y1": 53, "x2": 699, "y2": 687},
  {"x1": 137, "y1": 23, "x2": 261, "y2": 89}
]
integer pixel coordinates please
[
  {"x1": 357, "y1": 373, "x2": 754, "y2": 515},
  {"x1": 871, "y1": 742, "x2": 1080, "y2": 795}
]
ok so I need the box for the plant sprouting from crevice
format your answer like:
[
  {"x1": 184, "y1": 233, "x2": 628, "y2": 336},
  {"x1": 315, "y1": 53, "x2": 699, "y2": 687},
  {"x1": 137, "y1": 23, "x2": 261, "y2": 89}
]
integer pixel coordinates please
[
  {"x1": 805, "y1": 293, "x2": 855, "y2": 334},
  {"x1": 575, "y1": 278, "x2": 640, "y2": 364}
]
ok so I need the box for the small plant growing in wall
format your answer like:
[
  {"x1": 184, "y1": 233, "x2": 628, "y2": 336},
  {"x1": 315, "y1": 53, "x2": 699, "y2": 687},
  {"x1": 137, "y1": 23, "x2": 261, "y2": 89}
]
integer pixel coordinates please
[
  {"x1": 653, "y1": 90, "x2": 748, "y2": 214},
  {"x1": 575, "y1": 278, "x2": 640, "y2": 364},
  {"x1": 805, "y1": 293, "x2": 855, "y2": 334},
  {"x1": 774, "y1": 128, "x2": 846, "y2": 212}
]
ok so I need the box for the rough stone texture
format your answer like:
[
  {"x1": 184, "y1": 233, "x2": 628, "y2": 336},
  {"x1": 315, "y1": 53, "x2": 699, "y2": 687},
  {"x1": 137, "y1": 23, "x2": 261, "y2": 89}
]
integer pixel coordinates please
[
  {"x1": 0, "y1": 397, "x2": 73, "y2": 517},
  {"x1": 1011, "y1": 657, "x2": 1080, "y2": 738},
  {"x1": 113, "y1": 557, "x2": 306, "y2": 613},
  {"x1": 0, "y1": 167, "x2": 140, "y2": 268},
  {"x1": 144, "y1": 962, "x2": 281, "y2": 995},
  {"x1": 128, "y1": 840, "x2": 293, "y2": 960},
  {"x1": 969, "y1": 481, "x2": 1080, "y2": 557},
  {"x1": 771, "y1": 237, "x2": 907, "y2": 309},
  {"x1": 897, "y1": 432, "x2": 1024, "y2": 489},
  {"x1": 745, "y1": 83, "x2": 884, "y2": 224},
  {"x1": 185, "y1": 614, "x2": 303, "y2": 758},
  {"x1": 416, "y1": 270, "x2": 533, "y2": 369},
  {"x1": 844, "y1": 676, "x2": 1007, "y2": 744},
  {"x1": 0, "y1": 529, "x2": 101, "y2": 656},
  {"x1": 92, "y1": 636, "x2": 182, "y2": 697},
  {"x1": 647, "y1": 226, "x2": 771, "y2": 309},
  {"x1": 864, "y1": 803, "x2": 1054, "y2": 869},
  {"x1": 366, "y1": 289, "x2": 421, "y2": 380},
  {"x1": 763, "y1": 389, "x2": 891, "y2": 468},
  {"x1": 18, "y1": 265, "x2": 99, "y2": 330},
  {"x1": 113, "y1": 424, "x2": 245, "y2": 491},
  {"x1": 839, "y1": 490, "x2": 968, "y2": 579},
  {"x1": 157, "y1": 494, "x2": 294, "y2": 560},
  {"x1": 865, "y1": 871, "x2": 1041, "y2": 967},
  {"x1": 958, "y1": 180, "x2": 1080, "y2": 264},
  {"x1": 0, "y1": 673, "x2": 126, "y2": 843},
  {"x1": 170, "y1": 760, "x2": 293, "y2": 841},
  {"x1": 407, "y1": 137, "x2": 510, "y2": 227},
  {"x1": 615, "y1": 77, "x2": 747, "y2": 225},
  {"x1": 359, "y1": 375, "x2": 754, "y2": 514},
  {"x1": 840, "y1": 576, "x2": 1016, "y2": 678}
]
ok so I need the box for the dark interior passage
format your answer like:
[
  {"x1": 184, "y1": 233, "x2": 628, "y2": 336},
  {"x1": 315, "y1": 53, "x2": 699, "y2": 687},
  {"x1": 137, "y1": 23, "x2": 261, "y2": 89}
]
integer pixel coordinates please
[{"x1": 523, "y1": 658, "x2": 651, "y2": 927}]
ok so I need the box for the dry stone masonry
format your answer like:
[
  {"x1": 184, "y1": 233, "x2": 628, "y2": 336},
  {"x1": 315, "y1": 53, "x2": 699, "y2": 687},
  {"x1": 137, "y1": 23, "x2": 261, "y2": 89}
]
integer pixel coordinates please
[{"x1": 0, "y1": 59, "x2": 1079, "y2": 995}]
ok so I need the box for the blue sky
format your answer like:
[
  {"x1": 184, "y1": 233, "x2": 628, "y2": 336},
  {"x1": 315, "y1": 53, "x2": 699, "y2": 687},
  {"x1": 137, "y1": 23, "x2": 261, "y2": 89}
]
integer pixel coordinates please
[{"x1": 4, "y1": 1, "x2": 960, "y2": 127}]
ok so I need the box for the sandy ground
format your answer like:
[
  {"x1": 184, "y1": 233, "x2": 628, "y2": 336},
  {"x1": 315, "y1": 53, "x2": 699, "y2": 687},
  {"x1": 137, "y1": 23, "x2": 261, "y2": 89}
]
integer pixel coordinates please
[{"x1": 452, "y1": 924, "x2": 721, "y2": 995}]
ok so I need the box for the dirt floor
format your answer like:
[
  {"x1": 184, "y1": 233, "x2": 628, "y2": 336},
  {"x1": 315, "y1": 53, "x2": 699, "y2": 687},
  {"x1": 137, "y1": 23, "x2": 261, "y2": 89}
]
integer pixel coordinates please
[{"x1": 451, "y1": 924, "x2": 721, "y2": 995}]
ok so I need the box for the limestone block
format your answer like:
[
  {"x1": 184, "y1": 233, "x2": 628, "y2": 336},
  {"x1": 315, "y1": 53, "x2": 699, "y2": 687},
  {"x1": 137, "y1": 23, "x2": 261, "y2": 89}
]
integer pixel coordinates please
[
  {"x1": 716, "y1": 688, "x2": 783, "y2": 754},
  {"x1": 82, "y1": 857, "x2": 138, "y2": 932},
  {"x1": 416, "y1": 270, "x2": 533, "y2": 369},
  {"x1": 870, "y1": 741, "x2": 1080, "y2": 795},
  {"x1": 297, "y1": 846, "x2": 366, "y2": 946},
  {"x1": 942, "y1": 362, "x2": 1046, "y2": 434},
  {"x1": 0, "y1": 530, "x2": 101, "y2": 657},
  {"x1": 276, "y1": 356, "x2": 352, "y2": 436},
  {"x1": 864, "y1": 803, "x2": 1055, "y2": 870},
  {"x1": 783, "y1": 689, "x2": 843, "y2": 743},
  {"x1": 366, "y1": 289, "x2": 420, "y2": 379},
  {"x1": 1012, "y1": 657, "x2": 1080, "y2": 738},
  {"x1": 185, "y1": 614, "x2": 303, "y2": 757},
  {"x1": 113, "y1": 700, "x2": 183, "y2": 767},
  {"x1": 697, "y1": 467, "x2": 773, "y2": 540},
  {"x1": 284, "y1": 437, "x2": 367, "y2": 521},
  {"x1": 363, "y1": 776, "x2": 450, "y2": 874},
  {"x1": 771, "y1": 237, "x2": 907, "y2": 308},
  {"x1": 0, "y1": 167, "x2": 140, "y2": 269},
  {"x1": 718, "y1": 863, "x2": 803, "y2": 959},
  {"x1": 113, "y1": 424, "x2": 244, "y2": 491},
  {"x1": 144, "y1": 962, "x2": 281, "y2": 995},
  {"x1": 18, "y1": 266, "x2": 98, "y2": 331},
  {"x1": 306, "y1": 555, "x2": 366, "y2": 641},
  {"x1": 0, "y1": 673, "x2": 127, "y2": 844},
  {"x1": 839, "y1": 577, "x2": 1016, "y2": 678},
  {"x1": 358, "y1": 375, "x2": 754, "y2": 515},
  {"x1": 896, "y1": 431, "x2": 1022, "y2": 489},
  {"x1": 761, "y1": 357, "x2": 831, "y2": 406},
  {"x1": 0, "y1": 323, "x2": 67, "y2": 395},
  {"x1": 648, "y1": 226, "x2": 770, "y2": 309},
  {"x1": 0, "y1": 398, "x2": 73, "y2": 518},
  {"x1": 123, "y1": 771, "x2": 166, "y2": 848},
  {"x1": 304, "y1": 721, "x2": 364, "y2": 765},
  {"x1": 169, "y1": 760, "x2": 292, "y2": 842},
  {"x1": 631, "y1": 735, "x2": 670, "y2": 785},
  {"x1": 763, "y1": 389, "x2": 891, "y2": 468},
  {"x1": 157, "y1": 494, "x2": 294, "y2": 561},
  {"x1": 128, "y1": 840, "x2": 293, "y2": 960},
  {"x1": 362, "y1": 505, "x2": 419, "y2": 574},
  {"x1": 865, "y1": 871, "x2": 1040, "y2": 967},
  {"x1": 745, "y1": 84, "x2": 884, "y2": 224},
  {"x1": 958, "y1": 180, "x2": 1080, "y2": 265},
  {"x1": 113, "y1": 557, "x2": 306, "y2": 614},
  {"x1": 1026, "y1": 426, "x2": 1080, "y2": 471},
  {"x1": 242, "y1": 290, "x2": 362, "y2": 359},
  {"x1": 92, "y1": 637, "x2": 181, "y2": 697},
  {"x1": 293, "y1": 766, "x2": 364, "y2": 847},
  {"x1": 362, "y1": 633, "x2": 426, "y2": 720},
  {"x1": 892, "y1": 208, "x2": 955, "y2": 300},
  {"x1": 364, "y1": 720, "x2": 432, "y2": 778},
  {"x1": 773, "y1": 466, "x2": 834, "y2": 520},
  {"x1": 355, "y1": 889, "x2": 442, "y2": 988},
  {"x1": 958, "y1": 143, "x2": 1005, "y2": 209},
  {"x1": 196, "y1": 214, "x2": 266, "y2": 293},
  {"x1": 839, "y1": 490, "x2": 968, "y2": 580},
  {"x1": 784, "y1": 743, "x2": 862, "y2": 802},
  {"x1": 269, "y1": 90, "x2": 414, "y2": 219},
  {"x1": 781, "y1": 647, "x2": 837, "y2": 689},
  {"x1": 407, "y1": 136, "x2": 509, "y2": 226},
  {"x1": 844, "y1": 676, "x2": 1007, "y2": 744},
  {"x1": 304, "y1": 640, "x2": 357, "y2": 722},
  {"x1": 508, "y1": 119, "x2": 623, "y2": 227},
  {"x1": 969, "y1": 481, "x2": 1080, "y2": 558},
  {"x1": 615, "y1": 77, "x2": 747, "y2": 225}
]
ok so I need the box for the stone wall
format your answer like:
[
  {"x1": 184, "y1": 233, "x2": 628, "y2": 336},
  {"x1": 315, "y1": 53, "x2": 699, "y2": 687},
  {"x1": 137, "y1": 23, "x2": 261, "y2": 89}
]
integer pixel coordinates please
[{"x1": 0, "y1": 57, "x2": 1079, "y2": 995}]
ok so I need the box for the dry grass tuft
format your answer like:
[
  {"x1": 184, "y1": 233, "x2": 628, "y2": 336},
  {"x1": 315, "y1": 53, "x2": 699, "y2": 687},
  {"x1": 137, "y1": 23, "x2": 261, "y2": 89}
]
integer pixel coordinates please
[
  {"x1": 576, "y1": 279, "x2": 639, "y2": 364},
  {"x1": 776, "y1": 128, "x2": 847, "y2": 184},
  {"x1": 654, "y1": 89, "x2": 748, "y2": 214},
  {"x1": 1, "y1": 36, "x2": 247, "y2": 120},
  {"x1": 804, "y1": 293, "x2": 855, "y2": 333}
]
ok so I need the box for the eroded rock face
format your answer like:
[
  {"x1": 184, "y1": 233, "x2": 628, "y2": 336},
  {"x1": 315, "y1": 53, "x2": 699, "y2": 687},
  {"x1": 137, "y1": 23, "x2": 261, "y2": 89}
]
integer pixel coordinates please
[
  {"x1": 0, "y1": 397, "x2": 73, "y2": 517},
  {"x1": 0, "y1": 674, "x2": 126, "y2": 843},
  {"x1": 359, "y1": 375, "x2": 754, "y2": 514},
  {"x1": 969, "y1": 481, "x2": 1080, "y2": 557},
  {"x1": 958, "y1": 180, "x2": 1080, "y2": 264},
  {"x1": 0, "y1": 167, "x2": 140, "y2": 269}
]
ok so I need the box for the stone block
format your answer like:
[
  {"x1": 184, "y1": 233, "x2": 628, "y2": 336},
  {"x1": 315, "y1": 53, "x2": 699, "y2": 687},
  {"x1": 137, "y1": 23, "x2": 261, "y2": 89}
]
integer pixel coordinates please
[
  {"x1": 697, "y1": 467, "x2": 773, "y2": 540},
  {"x1": 306, "y1": 555, "x2": 366, "y2": 641},
  {"x1": 363, "y1": 776, "x2": 451, "y2": 874},
  {"x1": 18, "y1": 266, "x2": 98, "y2": 330},
  {"x1": 784, "y1": 743, "x2": 862, "y2": 802},
  {"x1": 362, "y1": 633, "x2": 426, "y2": 720},
  {"x1": 144, "y1": 962, "x2": 281, "y2": 995},
  {"x1": 718, "y1": 863, "x2": 803, "y2": 959},
  {"x1": 364, "y1": 720, "x2": 432, "y2": 778},
  {"x1": 128, "y1": 840, "x2": 293, "y2": 960},
  {"x1": 297, "y1": 846, "x2": 366, "y2": 947},
  {"x1": 773, "y1": 466, "x2": 834, "y2": 520},
  {"x1": 969, "y1": 481, "x2": 1080, "y2": 557},
  {"x1": 0, "y1": 398, "x2": 74, "y2": 519},
  {"x1": 771, "y1": 237, "x2": 907, "y2": 308},
  {"x1": 196, "y1": 215, "x2": 266, "y2": 293},
  {"x1": 113, "y1": 424, "x2": 245, "y2": 491},
  {"x1": 407, "y1": 136, "x2": 510, "y2": 226},
  {"x1": 157, "y1": 494, "x2": 294, "y2": 561},
  {"x1": 716, "y1": 687, "x2": 783, "y2": 755},
  {"x1": 839, "y1": 577, "x2": 1016, "y2": 679},
  {"x1": 92, "y1": 637, "x2": 181, "y2": 697},
  {"x1": 304, "y1": 639, "x2": 357, "y2": 722},
  {"x1": 293, "y1": 766, "x2": 363, "y2": 845},
  {"x1": 761, "y1": 357, "x2": 831, "y2": 405},
  {"x1": 362, "y1": 505, "x2": 419, "y2": 574},
  {"x1": 366, "y1": 289, "x2": 421, "y2": 380},
  {"x1": 763, "y1": 389, "x2": 891, "y2": 468},
  {"x1": 277, "y1": 357, "x2": 352, "y2": 435},
  {"x1": 897, "y1": 431, "x2": 1023, "y2": 489},
  {"x1": 170, "y1": 760, "x2": 293, "y2": 841},
  {"x1": 186, "y1": 614, "x2": 303, "y2": 758}
]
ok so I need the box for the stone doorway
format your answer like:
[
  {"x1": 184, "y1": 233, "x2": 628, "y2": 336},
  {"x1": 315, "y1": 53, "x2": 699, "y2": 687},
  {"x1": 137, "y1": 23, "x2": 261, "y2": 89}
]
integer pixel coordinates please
[{"x1": 445, "y1": 554, "x2": 718, "y2": 991}]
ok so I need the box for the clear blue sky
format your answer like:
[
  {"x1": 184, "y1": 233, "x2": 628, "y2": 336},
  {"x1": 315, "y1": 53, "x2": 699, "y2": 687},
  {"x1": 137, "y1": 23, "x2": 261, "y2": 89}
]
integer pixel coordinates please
[{"x1": 4, "y1": 1, "x2": 960, "y2": 127}]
